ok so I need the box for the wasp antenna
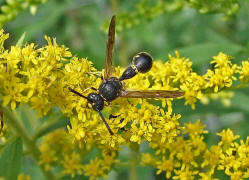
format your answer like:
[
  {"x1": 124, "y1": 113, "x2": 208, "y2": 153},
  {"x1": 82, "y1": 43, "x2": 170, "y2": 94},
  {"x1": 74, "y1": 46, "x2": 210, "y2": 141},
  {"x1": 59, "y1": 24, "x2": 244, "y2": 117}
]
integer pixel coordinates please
[
  {"x1": 68, "y1": 87, "x2": 88, "y2": 100},
  {"x1": 97, "y1": 110, "x2": 114, "y2": 135},
  {"x1": 0, "y1": 109, "x2": 3, "y2": 134},
  {"x1": 0, "y1": 120, "x2": 4, "y2": 134}
]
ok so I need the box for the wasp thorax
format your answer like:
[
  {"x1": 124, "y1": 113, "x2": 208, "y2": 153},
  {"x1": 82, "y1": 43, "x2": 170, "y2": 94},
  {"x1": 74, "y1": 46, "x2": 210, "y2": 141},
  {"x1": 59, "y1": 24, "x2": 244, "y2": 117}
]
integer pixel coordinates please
[
  {"x1": 87, "y1": 93, "x2": 104, "y2": 111},
  {"x1": 98, "y1": 77, "x2": 122, "y2": 101},
  {"x1": 133, "y1": 52, "x2": 153, "y2": 73}
]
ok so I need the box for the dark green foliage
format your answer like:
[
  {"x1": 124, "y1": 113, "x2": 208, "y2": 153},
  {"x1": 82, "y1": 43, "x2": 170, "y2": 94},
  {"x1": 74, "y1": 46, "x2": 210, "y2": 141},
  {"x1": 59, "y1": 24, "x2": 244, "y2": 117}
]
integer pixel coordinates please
[{"x1": 0, "y1": 137, "x2": 23, "y2": 180}]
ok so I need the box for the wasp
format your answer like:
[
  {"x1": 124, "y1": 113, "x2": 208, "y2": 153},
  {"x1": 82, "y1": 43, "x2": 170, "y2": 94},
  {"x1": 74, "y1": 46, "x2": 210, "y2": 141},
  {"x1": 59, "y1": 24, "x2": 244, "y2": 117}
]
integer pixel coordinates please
[
  {"x1": 0, "y1": 107, "x2": 3, "y2": 134},
  {"x1": 69, "y1": 16, "x2": 184, "y2": 135}
]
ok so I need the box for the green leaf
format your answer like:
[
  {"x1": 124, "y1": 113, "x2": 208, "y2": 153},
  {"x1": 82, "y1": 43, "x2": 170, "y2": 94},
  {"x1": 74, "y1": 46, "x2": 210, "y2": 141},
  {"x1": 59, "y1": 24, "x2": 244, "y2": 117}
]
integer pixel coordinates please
[
  {"x1": 33, "y1": 116, "x2": 69, "y2": 140},
  {"x1": 0, "y1": 137, "x2": 23, "y2": 180},
  {"x1": 230, "y1": 92, "x2": 249, "y2": 112},
  {"x1": 219, "y1": 112, "x2": 244, "y2": 126},
  {"x1": 16, "y1": 32, "x2": 26, "y2": 47},
  {"x1": 15, "y1": 104, "x2": 38, "y2": 136},
  {"x1": 177, "y1": 42, "x2": 244, "y2": 67}
]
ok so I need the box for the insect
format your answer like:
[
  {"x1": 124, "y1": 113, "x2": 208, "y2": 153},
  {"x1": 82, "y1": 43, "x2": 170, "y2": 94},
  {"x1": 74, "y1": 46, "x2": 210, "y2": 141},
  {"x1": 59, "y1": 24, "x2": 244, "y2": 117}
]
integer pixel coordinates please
[
  {"x1": 69, "y1": 16, "x2": 184, "y2": 135},
  {"x1": 0, "y1": 107, "x2": 3, "y2": 134}
]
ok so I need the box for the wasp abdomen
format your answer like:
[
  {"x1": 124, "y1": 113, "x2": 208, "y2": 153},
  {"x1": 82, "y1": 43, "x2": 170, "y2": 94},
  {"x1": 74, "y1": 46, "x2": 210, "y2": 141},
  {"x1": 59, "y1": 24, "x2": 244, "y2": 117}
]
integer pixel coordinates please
[
  {"x1": 119, "y1": 66, "x2": 137, "y2": 81},
  {"x1": 133, "y1": 52, "x2": 152, "y2": 73},
  {"x1": 119, "y1": 52, "x2": 153, "y2": 81}
]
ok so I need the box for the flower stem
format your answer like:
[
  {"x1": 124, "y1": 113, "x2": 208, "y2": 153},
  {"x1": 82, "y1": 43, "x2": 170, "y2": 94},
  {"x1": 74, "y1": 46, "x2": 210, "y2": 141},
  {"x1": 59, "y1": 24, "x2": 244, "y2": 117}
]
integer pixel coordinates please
[
  {"x1": 32, "y1": 115, "x2": 69, "y2": 141},
  {"x1": 202, "y1": 83, "x2": 249, "y2": 94},
  {"x1": 2, "y1": 107, "x2": 56, "y2": 180},
  {"x1": 129, "y1": 150, "x2": 138, "y2": 180},
  {"x1": 224, "y1": 83, "x2": 249, "y2": 91},
  {"x1": 109, "y1": 0, "x2": 118, "y2": 12}
]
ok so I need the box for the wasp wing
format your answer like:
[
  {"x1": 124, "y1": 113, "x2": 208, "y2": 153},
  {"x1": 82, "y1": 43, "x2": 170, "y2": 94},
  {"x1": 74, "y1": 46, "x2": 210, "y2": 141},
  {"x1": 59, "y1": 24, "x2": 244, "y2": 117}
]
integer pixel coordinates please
[
  {"x1": 104, "y1": 15, "x2": 116, "y2": 80},
  {"x1": 120, "y1": 90, "x2": 184, "y2": 98}
]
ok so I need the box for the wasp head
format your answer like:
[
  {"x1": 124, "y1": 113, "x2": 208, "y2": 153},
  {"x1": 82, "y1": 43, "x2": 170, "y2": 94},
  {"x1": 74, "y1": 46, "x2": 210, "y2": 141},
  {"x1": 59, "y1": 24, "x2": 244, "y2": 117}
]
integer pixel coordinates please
[{"x1": 87, "y1": 93, "x2": 104, "y2": 111}]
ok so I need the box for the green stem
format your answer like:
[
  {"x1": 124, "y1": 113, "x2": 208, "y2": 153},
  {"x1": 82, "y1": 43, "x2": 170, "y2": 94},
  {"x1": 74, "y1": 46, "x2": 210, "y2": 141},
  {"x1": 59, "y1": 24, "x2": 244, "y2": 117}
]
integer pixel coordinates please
[
  {"x1": 32, "y1": 115, "x2": 68, "y2": 141},
  {"x1": 0, "y1": 135, "x2": 15, "y2": 149},
  {"x1": 223, "y1": 83, "x2": 249, "y2": 91},
  {"x1": 202, "y1": 83, "x2": 249, "y2": 94},
  {"x1": 119, "y1": 36, "x2": 129, "y2": 67},
  {"x1": 109, "y1": 0, "x2": 118, "y2": 13},
  {"x1": 129, "y1": 150, "x2": 138, "y2": 180},
  {"x1": 2, "y1": 107, "x2": 56, "y2": 180},
  {"x1": 115, "y1": 162, "x2": 130, "y2": 167}
]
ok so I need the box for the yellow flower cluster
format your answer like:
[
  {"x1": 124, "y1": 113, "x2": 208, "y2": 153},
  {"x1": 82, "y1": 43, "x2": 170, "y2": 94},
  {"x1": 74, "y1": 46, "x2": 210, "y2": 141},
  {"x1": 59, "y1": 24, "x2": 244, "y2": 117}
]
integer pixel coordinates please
[
  {"x1": 205, "y1": 53, "x2": 238, "y2": 93},
  {"x1": 0, "y1": 0, "x2": 48, "y2": 27},
  {"x1": 102, "y1": 0, "x2": 239, "y2": 32},
  {"x1": 38, "y1": 129, "x2": 117, "y2": 178},
  {"x1": 0, "y1": 30, "x2": 73, "y2": 112},
  {"x1": 17, "y1": 173, "x2": 31, "y2": 180},
  {"x1": 142, "y1": 120, "x2": 249, "y2": 179},
  {"x1": 0, "y1": 29, "x2": 248, "y2": 179},
  {"x1": 239, "y1": 61, "x2": 249, "y2": 83},
  {"x1": 200, "y1": 91, "x2": 234, "y2": 107},
  {"x1": 83, "y1": 151, "x2": 118, "y2": 180}
]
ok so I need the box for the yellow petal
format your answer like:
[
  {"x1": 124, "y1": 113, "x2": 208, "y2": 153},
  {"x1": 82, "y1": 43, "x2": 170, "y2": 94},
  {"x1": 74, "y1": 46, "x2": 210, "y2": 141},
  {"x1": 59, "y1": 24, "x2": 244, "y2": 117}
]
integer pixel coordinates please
[
  {"x1": 11, "y1": 101, "x2": 16, "y2": 110},
  {"x1": 3, "y1": 95, "x2": 11, "y2": 106}
]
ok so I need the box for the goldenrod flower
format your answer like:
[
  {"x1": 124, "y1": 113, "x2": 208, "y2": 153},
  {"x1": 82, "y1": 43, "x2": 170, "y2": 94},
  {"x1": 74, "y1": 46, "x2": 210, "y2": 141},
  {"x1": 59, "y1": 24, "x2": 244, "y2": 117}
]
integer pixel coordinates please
[
  {"x1": 183, "y1": 119, "x2": 208, "y2": 137},
  {"x1": 156, "y1": 156, "x2": 175, "y2": 178},
  {"x1": 205, "y1": 52, "x2": 237, "y2": 93},
  {"x1": 239, "y1": 60, "x2": 249, "y2": 83},
  {"x1": 217, "y1": 128, "x2": 240, "y2": 147},
  {"x1": 83, "y1": 157, "x2": 111, "y2": 180},
  {"x1": 199, "y1": 171, "x2": 218, "y2": 180},
  {"x1": 230, "y1": 170, "x2": 244, "y2": 180},
  {"x1": 61, "y1": 152, "x2": 84, "y2": 178},
  {"x1": 202, "y1": 145, "x2": 222, "y2": 170},
  {"x1": 0, "y1": 29, "x2": 248, "y2": 179},
  {"x1": 141, "y1": 153, "x2": 155, "y2": 166},
  {"x1": 17, "y1": 173, "x2": 31, "y2": 180},
  {"x1": 173, "y1": 166, "x2": 198, "y2": 180}
]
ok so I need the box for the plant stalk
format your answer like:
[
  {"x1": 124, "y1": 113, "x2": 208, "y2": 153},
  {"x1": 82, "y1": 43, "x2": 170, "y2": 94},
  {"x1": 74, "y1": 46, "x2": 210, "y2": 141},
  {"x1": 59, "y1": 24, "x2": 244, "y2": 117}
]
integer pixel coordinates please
[{"x1": 3, "y1": 107, "x2": 56, "y2": 180}]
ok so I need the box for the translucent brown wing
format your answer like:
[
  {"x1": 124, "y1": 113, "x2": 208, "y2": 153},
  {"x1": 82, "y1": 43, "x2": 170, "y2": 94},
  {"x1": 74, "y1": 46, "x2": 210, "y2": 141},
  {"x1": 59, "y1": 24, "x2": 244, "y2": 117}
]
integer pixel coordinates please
[
  {"x1": 104, "y1": 15, "x2": 116, "y2": 80},
  {"x1": 120, "y1": 90, "x2": 184, "y2": 98}
]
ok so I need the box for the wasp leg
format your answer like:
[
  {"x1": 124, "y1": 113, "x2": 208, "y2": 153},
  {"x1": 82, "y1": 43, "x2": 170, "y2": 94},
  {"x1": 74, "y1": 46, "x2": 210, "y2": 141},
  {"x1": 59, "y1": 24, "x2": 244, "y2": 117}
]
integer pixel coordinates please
[
  {"x1": 68, "y1": 87, "x2": 88, "y2": 99},
  {"x1": 68, "y1": 88, "x2": 93, "y2": 110},
  {"x1": 97, "y1": 111, "x2": 113, "y2": 135},
  {"x1": 82, "y1": 87, "x2": 97, "y2": 93},
  {"x1": 0, "y1": 107, "x2": 3, "y2": 134},
  {"x1": 88, "y1": 71, "x2": 103, "y2": 78},
  {"x1": 0, "y1": 121, "x2": 3, "y2": 134},
  {"x1": 105, "y1": 101, "x2": 111, "y2": 106},
  {"x1": 88, "y1": 71, "x2": 102, "y2": 75},
  {"x1": 109, "y1": 114, "x2": 125, "y2": 131},
  {"x1": 127, "y1": 98, "x2": 136, "y2": 106},
  {"x1": 109, "y1": 114, "x2": 120, "y2": 119}
]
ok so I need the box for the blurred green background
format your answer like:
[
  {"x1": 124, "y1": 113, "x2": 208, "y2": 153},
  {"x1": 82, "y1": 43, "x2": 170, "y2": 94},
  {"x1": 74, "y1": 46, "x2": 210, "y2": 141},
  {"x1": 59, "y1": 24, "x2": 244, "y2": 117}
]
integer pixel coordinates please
[{"x1": 1, "y1": 0, "x2": 249, "y2": 179}]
